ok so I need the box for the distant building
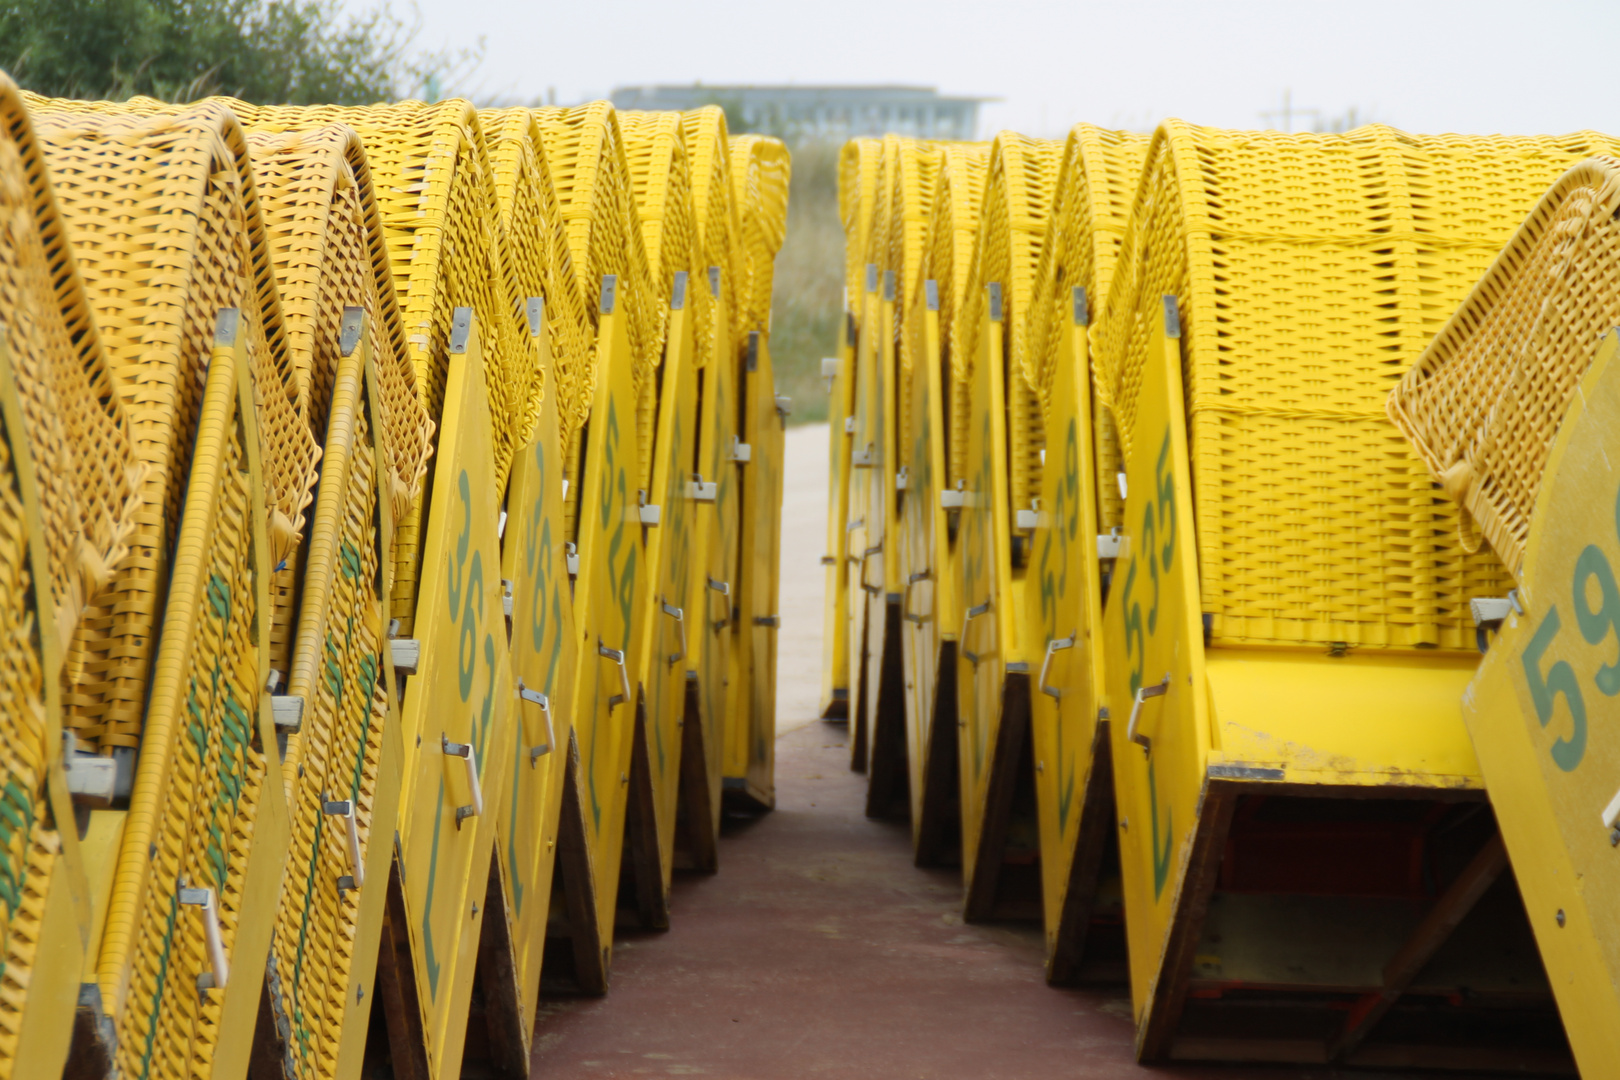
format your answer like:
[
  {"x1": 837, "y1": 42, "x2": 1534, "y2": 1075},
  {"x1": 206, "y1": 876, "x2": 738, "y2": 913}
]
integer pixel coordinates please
[{"x1": 608, "y1": 84, "x2": 987, "y2": 141}]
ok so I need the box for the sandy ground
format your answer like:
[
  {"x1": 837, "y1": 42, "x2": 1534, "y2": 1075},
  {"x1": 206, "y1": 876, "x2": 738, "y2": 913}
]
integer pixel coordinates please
[{"x1": 774, "y1": 422, "x2": 831, "y2": 737}]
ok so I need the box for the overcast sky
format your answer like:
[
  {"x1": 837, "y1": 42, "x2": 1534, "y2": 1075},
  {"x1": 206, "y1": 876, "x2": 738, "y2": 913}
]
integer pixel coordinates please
[{"x1": 405, "y1": 0, "x2": 1620, "y2": 138}]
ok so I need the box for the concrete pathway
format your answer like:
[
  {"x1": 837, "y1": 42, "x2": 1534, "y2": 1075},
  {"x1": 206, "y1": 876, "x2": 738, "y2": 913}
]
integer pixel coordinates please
[
  {"x1": 773, "y1": 422, "x2": 833, "y2": 738},
  {"x1": 525, "y1": 423, "x2": 1339, "y2": 1079}
]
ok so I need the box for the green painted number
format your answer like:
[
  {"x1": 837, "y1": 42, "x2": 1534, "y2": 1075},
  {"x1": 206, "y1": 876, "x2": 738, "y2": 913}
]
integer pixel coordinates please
[{"x1": 1522, "y1": 606, "x2": 1587, "y2": 772}]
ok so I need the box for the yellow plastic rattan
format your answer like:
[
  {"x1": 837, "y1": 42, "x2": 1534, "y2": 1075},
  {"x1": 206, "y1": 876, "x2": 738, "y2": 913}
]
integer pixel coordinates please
[
  {"x1": 728, "y1": 135, "x2": 791, "y2": 338},
  {"x1": 0, "y1": 73, "x2": 126, "y2": 1078},
  {"x1": 480, "y1": 108, "x2": 591, "y2": 456},
  {"x1": 0, "y1": 83, "x2": 140, "y2": 657},
  {"x1": 533, "y1": 104, "x2": 660, "y2": 427},
  {"x1": 884, "y1": 138, "x2": 942, "y2": 462},
  {"x1": 1390, "y1": 155, "x2": 1620, "y2": 578},
  {"x1": 106, "y1": 315, "x2": 281, "y2": 1080},
  {"x1": 239, "y1": 100, "x2": 533, "y2": 633},
  {"x1": 246, "y1": 124, "x2": 432, "y2": 677},
  {"x1": 1095, "y1": 121, "x2": 1620, "y2": 651},
  {"x1": 620, "y1": 110, "x2": 706, "y2": 492},
  {"x1": 1024, "y1": 126, "x2": 1148, "y2": 533},
  {"x1": 28, "y1": 101, "x2": 319, "y2": 751},
  {"x1": 680, "y1": 107, "x2": 742, "y2": 372},
  {"x1": 242, "y1": 126, "x2": 422, "y2": 1080},
  {"x1": 0, "y1": 334, "x2": 76, "y2": 1080},
  {"x1": 245, "y1": 126, "x2": 431, "y2": 511},
  {"x1": 838, "y1": 139, "x2": 883, "y2": 310},
  {"x1": 951, "y1": 133, "x2": 1063, "y2": 515},
  {"x1": 921, "y1": 144, "x2": 989, "y2": 491}
]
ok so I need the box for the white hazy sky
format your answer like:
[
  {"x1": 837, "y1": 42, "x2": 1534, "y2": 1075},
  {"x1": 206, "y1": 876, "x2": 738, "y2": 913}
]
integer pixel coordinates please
[{"x1": 400, "y1": 0, "x2": 1620, "y2": 138}]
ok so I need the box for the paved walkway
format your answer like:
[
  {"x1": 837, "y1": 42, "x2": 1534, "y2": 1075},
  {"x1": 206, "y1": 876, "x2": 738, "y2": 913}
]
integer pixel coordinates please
[{"x1": 526, "y1": 425, "x2": 1331, "y2": 1079}]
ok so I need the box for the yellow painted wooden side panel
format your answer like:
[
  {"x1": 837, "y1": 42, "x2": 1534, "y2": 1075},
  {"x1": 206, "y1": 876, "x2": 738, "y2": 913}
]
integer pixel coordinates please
[
  {"x1": 726, "y1": 337, "x2": 761, "y2": 784},
  {"x1": 273, "y1": 325, "x2": 406, "y2": 1080},
  {"x1": 1101, "y1": 305, "x2": 1209, "y2": 1030},
  {"x1": 741, "y1": 333, "x2": 784, "y2": 805},
  {"x1": 397, "y1": 319, "x2": 514, "y2": 1079},
  {"x1": 571, "y1": 307, "x2": 646, "y2": 953},
  {"x1": 689, "y1": 285, "x2": 737, "y2": 844},
  {"x1": 820, "y1": 312, "x2": 857, "y2": 718},
  {"x1": 494, "y1": 329, "x2": 577, "y2": 1057},
  {"x1": 861, "y1": 283, "x2": 899, "y2": 756},
  {"x1": 1207, "y1": 651, "x2": 1481, "y2": 786},
  {"x1": 900, "y1": 301, "x2": 953, "y2": 842},
  {"x1": 956, "y1": 302, "x2": 1012, "y2": 882},
  {"x1": 1464, "y1": 333, "x2": 1620, "y2": 1078},
  {"x1": 845, "y1": 271, "x2": 880, "y2": 756},
  {"x1": 1029, "y1": 316, "x2": 1107, "y2": 957},
  {"x1": 640, "y1": 303, "x2": 699, "y2": 881}
]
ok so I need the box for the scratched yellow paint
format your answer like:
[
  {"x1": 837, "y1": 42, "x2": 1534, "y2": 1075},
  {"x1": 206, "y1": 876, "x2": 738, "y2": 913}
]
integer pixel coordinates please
[
  {"x1": 638, "y1": 289, "x2": 700, "y2": 884},
  {"x1": 492, "y1": 316, "x2": 577, "y2": 1063},
  {"x1": 898, "y1": 293, "x2": 957, "y2": 845},
  {"x1": 397, "y1": 315, "x2": 514, "y2": 1078},
  {"x1": 569, "y1": 297, "x2": 646, "y2": 954},
  {"x1": 1463, "y1": 333, "x2": 1620, "y2": 1078},
  {"x1": 1027, "y1": 295, "x2": 1108, "y2": 967},
  {"x1": 955, "y1": 289, "x2": 1017, "y2": 885}
]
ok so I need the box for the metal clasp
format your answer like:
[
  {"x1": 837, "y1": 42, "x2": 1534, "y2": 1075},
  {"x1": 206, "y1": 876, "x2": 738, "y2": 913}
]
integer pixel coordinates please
[
  {"x1": 442, "y1": 736, "x2": 484, "y2": 826},
  {"x1": 1126, "y1": 675, "x2": 1171, "y2": 754},
  {"x1": 1039, "y1": 633, "x2": 1077, "y2": 699},
  {"x1": 662, "y1": 600, "x2": 686, "y2": 666},
  {"x1": 599, "y1": 642, "x2": 632, "y2": 708},
  {"x1": 961, "y1": 601, "x2": 990, "y2": 665}
]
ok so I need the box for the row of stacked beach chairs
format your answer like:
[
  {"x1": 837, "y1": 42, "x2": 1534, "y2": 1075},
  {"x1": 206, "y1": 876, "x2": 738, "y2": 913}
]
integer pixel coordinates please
[
  {"x1": 823, "y1": 125, "x2": 1620, "y2": 1074},
  {"x1": 0, "y1": 73, "x2": 790, "y2": 1080}
]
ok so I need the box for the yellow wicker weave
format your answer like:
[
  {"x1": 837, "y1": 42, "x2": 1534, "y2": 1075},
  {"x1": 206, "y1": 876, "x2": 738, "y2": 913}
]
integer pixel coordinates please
[
  {"x1": 951, "y1": 133, "x2": 1063, "y2": 516},
  {"x1": 621, "y1": 111, "x2": 710, "y2": 356},
  {"x1": 533, "y1": 103, "x2": 660, "y2": 422},
  {"x1": 104, "y1": 315, "x2": 279, "y2": 1080},
  {"x1": 0, "y1": 84, "x2": 141, "y2": 659},
  {"x1": 0, "y1": 77, "x2": 125, "y2": 1076},
  {"x1": 239, "y1": 126, "x2": 421, "y2": 1080},
  {"x1": 1024, "y1": 125, "x2": 1148, "y2": 532},
  {"x1": 480, "y1": 108, "x2": 591, "y2": 458},
  {"x1": 838, "y1": 138, "x2": 883, "y2": 310},
  {"x1": 245, "y1": 126, "x2": 431, "y2": 511},
  {"x1": 239, "y1": 100, "x2": 532, "y2": 632},
  {"x1": 28, "y1": 101, "x2": 319, "y2": 751},
  {"x1": 533, "y1": 103, "x2": 661, "y2": 540},
  {"x1": 0, "y1": 344, "x2": 62, "y2": 1080},
  {"x1": 620, "y1": 110, "x2": 705, "y2": 493},
  {"x1": 268, "y1": 322, "x2": 394, "y2": 1080},
  {"x1": 680, "y1": 107, "x2": 741, "y2": 371},
  {"x1": 1390, "y1": 155, "x2": 1620, "y2": 578},
  {"x1": 919, "y1": 144, "x2": 988, "y2": 491},
  {"x1": 1096, "y1": 122, "x2": 1620, "y2": 651},
  {"x1": 728, "y1": 135, "x2": 791, "y2": 337},
  {"x1": 244, "y1": 125, "x2": 432, "y2": 678},
  {"x1": 885, "y1": 138, "x2": 942, "y2": 462}
]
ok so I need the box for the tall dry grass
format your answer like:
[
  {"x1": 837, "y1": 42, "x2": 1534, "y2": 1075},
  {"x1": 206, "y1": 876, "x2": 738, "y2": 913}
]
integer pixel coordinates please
[{"x1": 768, "y1": 138, "x2": 842, "y2": 424}]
